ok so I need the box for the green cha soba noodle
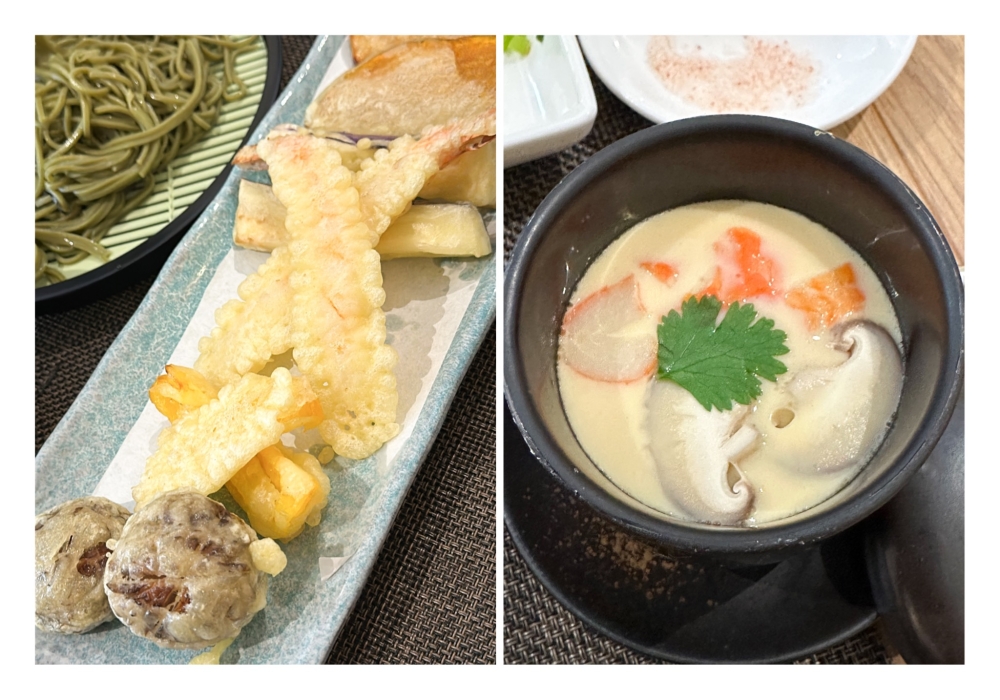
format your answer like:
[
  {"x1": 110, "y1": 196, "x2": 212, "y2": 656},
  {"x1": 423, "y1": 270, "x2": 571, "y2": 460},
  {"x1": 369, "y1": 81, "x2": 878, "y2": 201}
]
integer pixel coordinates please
[{"x1": 35, "y1": 35, "x2": 257, "y2": 285}]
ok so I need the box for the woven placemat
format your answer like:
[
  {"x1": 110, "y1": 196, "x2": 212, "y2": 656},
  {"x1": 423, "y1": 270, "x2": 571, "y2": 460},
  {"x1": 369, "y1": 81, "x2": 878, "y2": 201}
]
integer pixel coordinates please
[
  {"x1": 35, "y1": 34, "x2": 495, "y2": 665},
  {"x1": 502, "y1": 59, "x2": 893, "y2": 665}
]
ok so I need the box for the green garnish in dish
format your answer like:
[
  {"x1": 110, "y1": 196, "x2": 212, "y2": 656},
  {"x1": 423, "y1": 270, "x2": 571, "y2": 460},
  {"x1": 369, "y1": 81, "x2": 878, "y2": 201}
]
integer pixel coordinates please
[
  {"x1": 504, "y1": 35, "x2": 544, "y2": 56},
  {"x1": 656, "y1": 295, "x2": 789, "y2": 411}
]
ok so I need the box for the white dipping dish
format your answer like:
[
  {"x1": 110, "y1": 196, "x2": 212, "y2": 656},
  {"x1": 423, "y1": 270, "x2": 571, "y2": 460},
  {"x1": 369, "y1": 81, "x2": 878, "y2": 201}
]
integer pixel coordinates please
[
  {"x1": 579, "y1": 36, "x2": 917, "y2": 130},
  {"x1": 504, "y1": 36, "x2": 598, "y2": 168}
]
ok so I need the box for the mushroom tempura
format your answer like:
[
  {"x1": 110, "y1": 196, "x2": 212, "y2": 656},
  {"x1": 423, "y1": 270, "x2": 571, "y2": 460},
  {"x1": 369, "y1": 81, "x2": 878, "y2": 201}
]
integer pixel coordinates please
[
  {"x1": 35, "y1": 496, "x2": 131, "y2": 633},
  {"x1": 104, "y1": 490, "x2": 282, "y2": 650}
]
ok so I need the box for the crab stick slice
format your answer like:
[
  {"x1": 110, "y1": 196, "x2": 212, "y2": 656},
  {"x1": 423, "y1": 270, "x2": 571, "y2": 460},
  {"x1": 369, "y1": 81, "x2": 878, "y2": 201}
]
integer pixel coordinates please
[
  {"x1": 785, "y1": 263, "x2": 866, "y2": 331},
  {"x1": 640, "y1": 261, "x2": 678, "y2": 285},
  {"x1": 560, "y1": 275, "x2": 657, "y2": 383},
  {"x1": 694, "y1": 227, "x2": 782, "y2": 304}
]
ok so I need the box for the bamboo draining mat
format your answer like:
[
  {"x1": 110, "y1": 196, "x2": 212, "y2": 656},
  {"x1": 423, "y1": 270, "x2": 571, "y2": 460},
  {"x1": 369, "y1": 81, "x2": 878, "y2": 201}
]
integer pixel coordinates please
[{"x1": 44, "y1": 36, "x2": 270, "y2": 283}]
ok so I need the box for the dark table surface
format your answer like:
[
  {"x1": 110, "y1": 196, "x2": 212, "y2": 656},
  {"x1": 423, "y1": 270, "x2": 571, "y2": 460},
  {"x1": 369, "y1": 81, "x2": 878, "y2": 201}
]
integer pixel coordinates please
[
  {"x1": 501, "y1": 42, "x2": 901, "y2": 665},
  {"x1": 35, "y1": 35, "x2": 495, "y2": 665}
]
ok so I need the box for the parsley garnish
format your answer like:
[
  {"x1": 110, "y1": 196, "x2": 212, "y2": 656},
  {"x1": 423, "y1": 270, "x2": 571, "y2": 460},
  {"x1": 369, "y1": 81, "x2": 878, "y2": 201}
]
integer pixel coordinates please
[{"x1": 656, "y1": 295, "x2": 789, "y2": 411}]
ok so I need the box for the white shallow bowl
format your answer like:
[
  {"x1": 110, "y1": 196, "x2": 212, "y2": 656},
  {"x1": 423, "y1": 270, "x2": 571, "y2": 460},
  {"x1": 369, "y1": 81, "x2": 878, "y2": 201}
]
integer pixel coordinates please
[
  {"x1": 579, "y1": 36, "x2": 917, "y2": 130},
  {"x1": 504, "y1": 35, "x2": 598, "y2": 168}
]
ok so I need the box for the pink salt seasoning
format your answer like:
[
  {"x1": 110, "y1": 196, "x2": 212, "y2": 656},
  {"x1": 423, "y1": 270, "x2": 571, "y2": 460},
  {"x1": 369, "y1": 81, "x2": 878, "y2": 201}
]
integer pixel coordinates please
[{"x1": 647, "y1": 36, "x2": 817, "y2": 113}]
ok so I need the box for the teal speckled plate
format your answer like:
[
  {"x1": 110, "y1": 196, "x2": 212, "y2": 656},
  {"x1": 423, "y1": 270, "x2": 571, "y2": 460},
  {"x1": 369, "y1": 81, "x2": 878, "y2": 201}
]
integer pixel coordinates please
[{"x1": 35, "y1": 35, "x2": 496, "y2": 664}]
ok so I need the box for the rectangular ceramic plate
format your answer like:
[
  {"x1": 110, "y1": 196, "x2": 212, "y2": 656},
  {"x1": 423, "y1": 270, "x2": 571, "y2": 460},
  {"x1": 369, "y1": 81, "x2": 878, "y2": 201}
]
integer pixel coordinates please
[
  {"x1": 503, "y1": 35, "x2": 597, "y2": 168},
  {"x1": 35, "y1": 35, "x2": 496, "y2": 664}
]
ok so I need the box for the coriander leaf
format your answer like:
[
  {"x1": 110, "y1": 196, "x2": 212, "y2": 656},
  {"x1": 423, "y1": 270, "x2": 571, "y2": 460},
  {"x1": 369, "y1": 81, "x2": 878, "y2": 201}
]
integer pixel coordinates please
[{"x1": 656, "y1": 295, "x2": 789, "y2": 411}]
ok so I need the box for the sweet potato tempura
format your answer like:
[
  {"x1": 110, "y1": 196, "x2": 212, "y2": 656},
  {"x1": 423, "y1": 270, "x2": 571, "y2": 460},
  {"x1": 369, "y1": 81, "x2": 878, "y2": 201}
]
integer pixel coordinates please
[
  {"x1": 132, "y1": 368, "x2": 315, "y2": 507},
  {"x1": 149, "y1": 365, "x2": 328, "y2": 541}
]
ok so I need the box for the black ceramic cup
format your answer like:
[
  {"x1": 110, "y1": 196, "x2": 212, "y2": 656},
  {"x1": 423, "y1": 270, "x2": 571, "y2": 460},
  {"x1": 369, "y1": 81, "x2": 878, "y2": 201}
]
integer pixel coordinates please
[{"x1": 504, "y1": 115, "x2": 964, "y2": 565}]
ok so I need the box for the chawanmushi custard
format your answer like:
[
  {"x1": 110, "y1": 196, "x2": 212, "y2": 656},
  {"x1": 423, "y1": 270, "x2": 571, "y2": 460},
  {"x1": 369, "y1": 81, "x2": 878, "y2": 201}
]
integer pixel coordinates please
[{"x1": 557, "y1": 200, "x2": 903, "y2": 526}]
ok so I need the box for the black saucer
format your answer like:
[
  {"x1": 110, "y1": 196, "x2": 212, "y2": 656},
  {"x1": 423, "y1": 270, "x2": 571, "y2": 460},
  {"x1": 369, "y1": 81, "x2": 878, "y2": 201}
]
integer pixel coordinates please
[{"x1": 504, "y1": 403, "x2": 878, "y2": 664}]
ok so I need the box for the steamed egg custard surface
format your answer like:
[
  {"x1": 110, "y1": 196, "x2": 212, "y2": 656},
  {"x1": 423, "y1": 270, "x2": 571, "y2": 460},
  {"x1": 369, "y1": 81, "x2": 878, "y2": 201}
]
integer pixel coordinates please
[{"x1": 557, "y1": 201, "x2": 903, "y2": 526}]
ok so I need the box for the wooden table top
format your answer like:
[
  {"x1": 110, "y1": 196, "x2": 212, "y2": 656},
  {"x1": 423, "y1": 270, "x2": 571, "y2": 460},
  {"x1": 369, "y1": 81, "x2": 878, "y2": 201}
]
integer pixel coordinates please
[{"x1": 831, "y1": 35, "x2": 964, "y2": 264}]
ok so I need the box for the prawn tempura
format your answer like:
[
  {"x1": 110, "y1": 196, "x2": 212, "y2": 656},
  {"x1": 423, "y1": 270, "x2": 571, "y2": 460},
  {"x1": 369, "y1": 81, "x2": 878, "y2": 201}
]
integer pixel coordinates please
[{"x1": 256, "y1": 129, "x2": 399, "y2": 460}]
